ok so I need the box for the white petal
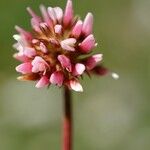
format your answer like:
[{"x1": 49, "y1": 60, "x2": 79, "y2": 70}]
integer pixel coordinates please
[
  {"x1": 54, "y1": 7, "x2": 63, "y2": 23},
  {"x1": 111, "y1": 73, "x2": 119, "y2": 80},
  {"x1": 70, "y1": 80, "x2": 83, "y2": 92},
  {"x1": 61, "y1": 38, "x2": 76, "y2": 51},
  {"x1": 13, "y1": 34, "x2": 21, "y2": 41},
  {"x1": 47, "y1": 7, "x2": 57, "y2": 24}
]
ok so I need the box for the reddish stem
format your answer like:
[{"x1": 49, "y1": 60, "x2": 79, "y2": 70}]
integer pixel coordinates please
[{"x1": 63, "y1": 87, "x2": 73, "y2": 150}]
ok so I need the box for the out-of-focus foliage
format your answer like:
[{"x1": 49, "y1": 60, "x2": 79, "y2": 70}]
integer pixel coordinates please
[{"x1": 0, "y1": 0, "x2": 149, "y2": 150}]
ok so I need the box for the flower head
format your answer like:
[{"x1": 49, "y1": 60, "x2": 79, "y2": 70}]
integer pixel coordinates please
[{"x1": 13, "y1": 0, "x2": 113, "y2": 92}]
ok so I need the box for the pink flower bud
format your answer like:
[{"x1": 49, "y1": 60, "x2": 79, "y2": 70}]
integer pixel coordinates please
[
  {"x1": 71, "y1": 20, "x2": 83, "y2": 38},
  {"x1": 61, "y1": 38, "x2": 76, "y2": 51},
  {"x1": 40, "y1": 5, "x2": 53, "y2": 28},
  {"x1": 48, "y1": 7, "x2": 63, "y2": 24},
  {"x1": 15, "y1": 26, "x2": 33, "y2": 41},
  {"x1": 16, "y1": 62, "x2": 32, "y2": 74},
  {"x1": 24, "y1": 47, "x2": 36, "y2": 58},
  {"x1": 53, "y1": 7, "x2": 63, "y2": 24},
  {"x1": 13, "y1": 53, "x2": 30, "y2": 62},
  {"x1": 27, "y1": 7, "x2": 41, "y2": 23},
  {"x1": 31, "y1": 18, "x2": 41, "y2": 32},
  {"x1": 50, "y1": 71, "x2": 64, "y2": 86},
  {"x1": 86, "y1": 54, "x2": 103, "y2": 70},
  {"x1": 73, "y1": 63, "x2": 85, "y2": 76},
  {"x1": 36, "y1": 76, "x2": 50, "y2": 88},
  {"x1": 79, "y1": 34, "x2": 95, "y2": 53},
  {"x1": 63, "y1": 0, "x2": 73, "y2": 27},
  {"x1": 82, "y1": 13, "x2": 93, "y2": 36},
  {"x1": 47, "y1": 7, "x2": 57, "y2": 25},
  {"x1": 32, "y1": 56, "x2": 49, "y2": 73},
  {"x1": 68, "y1": 80, "x2": 83, "y2": 92},
  {"x1": 58, "y1": 55, "x2": 72, "y2": 72}
]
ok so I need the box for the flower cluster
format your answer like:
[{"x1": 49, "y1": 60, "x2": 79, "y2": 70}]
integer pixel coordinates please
[{"x1": 13, "y1": 0, "x2": 112, "y2": 92}]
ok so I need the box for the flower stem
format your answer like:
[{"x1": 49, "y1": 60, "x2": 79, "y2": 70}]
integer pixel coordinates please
[{"x1": 63, "y1": 87, "x2": 73, "y2": 150}]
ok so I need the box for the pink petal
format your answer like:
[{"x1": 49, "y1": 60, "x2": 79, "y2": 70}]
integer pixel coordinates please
[
  {"x1": 32, "y1": 56, "x2": 44, "y2": 66},
  {"x1": 58, "y1": 55, "x2": 72, "y2": 72},
  {"x1": 16, "y1": 62, "x2": 32, "y2": 74},
  {"x1": 27, "y1": 8, "x2": 41, "y2": 32},
  {"x1": 13, "y1": 43, "x2": 24, "y2": 52},
  {"x1": 73, "y1": 63, "x2": 85, "y2": 76},
  {"x1": 53, "y1": 7, "x2": 63, "y2": 23},
  {"x1": 32, "y1": 56, "x2": 48, "y2": 73},
  {"x1": 47, "y1": 7, "x2": 57, "y2": 25},
  {"x1": 31, "y1": 18, "x2": 41, "y2": 32},
  {"x1": 27, "y1": 7, "x2": 41, "y2": 23},
  {"x1": 54, "y1": 24, "x2": 62, "y2": 34},
  {"x1": 40, "y1": 42, "x2": 48, "y2": 53},
  {"x1": 24, "y1": 47, "x2": 36, "y2": 58},
  {"x1": 71, "y1": 20, "x2": 83, "y2": 38},
  {"x1": 13, "y1": 53, "x2": 30, "y2": 62},
  {"x1": 15, "y1": 26, "x2": 32, "y2": 41},
  {"x1": 63, "y1": 0, "x2": 73, "y2": 27},
  {"x1": 36, "y1": 76, "x2": 50, "y2": 88},
  {"x1": 82, "y1": 13, "x2": 93, "y2": 36},
  {"x1": 86, "y1": 54, "x2": 103, "y2": 70},
  {"x1": 68, "y1": 80, "x2": 83, "y2": 92},
  {"x1": 79, "y1": 34, "x2": 95, "y2": 53},
  {"x1": 50, "y1": 71, "x2": 64, "y2": 87},
  {"x1": 32, "y1": 64, "x2": 46, "y2": 73},
  {"x1": 61, "y1": 38, "x2": 76, "y2": 51},
  {"x1": 32, "y1": 39, "x2": 39, "y2": 44},
  {"x1": 40, "y1": 5, "x2": 53, "y2": 28}
]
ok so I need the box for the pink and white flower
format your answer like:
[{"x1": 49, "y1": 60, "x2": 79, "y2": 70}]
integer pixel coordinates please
[{"x1": 13, "y1": 0, "x2": 109, "y2": 92}]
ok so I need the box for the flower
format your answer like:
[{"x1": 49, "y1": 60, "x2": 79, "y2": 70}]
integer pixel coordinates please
[{"x1": 13, "y1": 0, "x2": 113, "y2": 92}]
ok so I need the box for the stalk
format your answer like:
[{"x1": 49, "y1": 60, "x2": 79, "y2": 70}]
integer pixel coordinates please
[{"x1": 62, "y1": 87, "x2": 73, "y2": 150}]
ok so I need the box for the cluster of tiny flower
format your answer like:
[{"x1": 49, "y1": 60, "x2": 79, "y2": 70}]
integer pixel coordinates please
[{"x1": 13, "y1": 0, "x2": 117, "y2": 92}]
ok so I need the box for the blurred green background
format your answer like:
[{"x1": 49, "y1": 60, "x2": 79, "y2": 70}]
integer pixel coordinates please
[{"x1": 0, "y1": 0, "x2": 149, "y2": 150}]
